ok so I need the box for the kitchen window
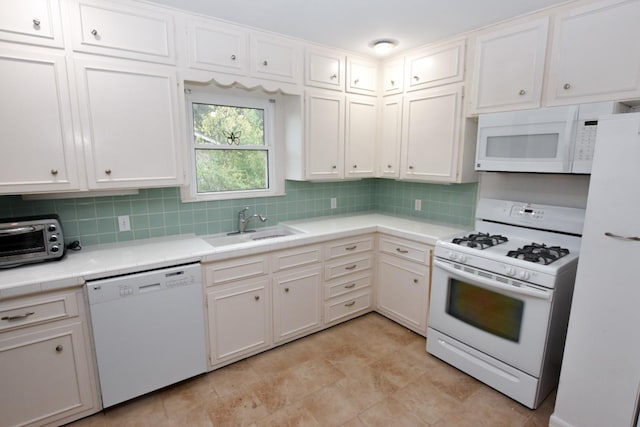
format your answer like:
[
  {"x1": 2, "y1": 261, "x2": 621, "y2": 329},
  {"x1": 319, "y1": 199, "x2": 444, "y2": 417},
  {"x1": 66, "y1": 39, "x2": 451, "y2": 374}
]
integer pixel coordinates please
[{"x1": 183, "y1": 88, "x2": 285, "y2": 201}]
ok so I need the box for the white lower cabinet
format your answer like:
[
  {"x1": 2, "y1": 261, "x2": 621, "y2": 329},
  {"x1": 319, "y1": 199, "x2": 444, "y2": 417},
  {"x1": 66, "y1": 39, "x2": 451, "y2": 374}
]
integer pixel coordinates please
[
  {"x1": 376, "y1": 236, "x2": 433, "y2": 336},
  {"x1": 0, "y1": 289, "x2": 100, "y2": 427}
]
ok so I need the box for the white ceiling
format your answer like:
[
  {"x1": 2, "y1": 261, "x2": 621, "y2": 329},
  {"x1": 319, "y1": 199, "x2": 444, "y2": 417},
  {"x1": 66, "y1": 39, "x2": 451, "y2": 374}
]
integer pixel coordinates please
[{"x1": 148, "y1": 0, "x2": 570, "y2": 55}]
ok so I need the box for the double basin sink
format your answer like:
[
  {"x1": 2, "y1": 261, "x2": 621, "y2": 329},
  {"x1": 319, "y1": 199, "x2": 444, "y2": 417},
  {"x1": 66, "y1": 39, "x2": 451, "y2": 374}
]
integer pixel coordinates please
[{"x1": 204, "y1": 225, "x2": 302, "y2": 247}]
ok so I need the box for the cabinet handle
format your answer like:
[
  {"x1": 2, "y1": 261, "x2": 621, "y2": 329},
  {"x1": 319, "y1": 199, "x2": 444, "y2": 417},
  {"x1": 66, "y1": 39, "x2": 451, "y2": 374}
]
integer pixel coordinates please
[
  {"x1": 50, "y1": 169, "x2": 58, "y2": 175},
  {"x1": 231, "y1": 54, "x2": 237, "y2": 60},
  {"x1": 330, "y1": 73, "x2": 337, "y2": 80},
  {"x1": 105, "y1": 169, "x2": 112, "y2": 175},
  {"x1": 563, "y1": 83, "x2": 571, "y2": 90},
  {"x1": 518, "y1": 89, "x2": 526, "y2": 95},
  {"x1": 254, "y1": 295, "x2": 260, "y2": 301},
  {"x1": 262, "y1": 60, "x2": 268, "y2": 66},
  {"x1": 91, "y1": 29, "x2": 98, "y2": 36},
  {"x1": 396, "y1": 248, "x2": 409, "y2": 254},
  {"x1": 284, "y1": 287, "x2": 290, "y2": 293},
  {"x1": 345, "y1": 265, "x2": 357, "y2": 270},
  {"x1": 2, "y1": 311, "x2": 35, "y2": 321},
  {"x1": 604, "y1": 232, "x2": 640, "y2": 241},
  {"x1": 413, "y1": 76, "x2": 419, "y2": 81},
  {"x1": 345, "y1": 283, "x2": 356, "y2": 289},
  {"x1": 56, "y1": 345, "x2": 64, "y2": 352},
  {"x1": 345, "y1": 245, "x2": 357, "y2": 251},
  {"x1": 344, "y1": 301, "x2": 356, "y2": 307},
  {"x1": 33, "y1": 18, "x2": 41, "y2": 27}
]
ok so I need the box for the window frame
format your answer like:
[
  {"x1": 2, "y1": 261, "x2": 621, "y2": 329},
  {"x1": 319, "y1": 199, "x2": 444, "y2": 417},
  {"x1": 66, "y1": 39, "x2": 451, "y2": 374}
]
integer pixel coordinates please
[{"x1": 182, "y1": 87, "x2": 285, "y2": 202}]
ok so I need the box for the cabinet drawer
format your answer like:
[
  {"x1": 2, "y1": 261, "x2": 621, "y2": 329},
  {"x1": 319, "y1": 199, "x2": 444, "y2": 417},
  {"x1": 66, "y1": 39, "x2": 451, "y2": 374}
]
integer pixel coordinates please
[
  {"x1": 0, "y1": 0, "x2": 64, "y2": 47},
  {"x1": 271, "y1": 245, "x2": 322, "y2": 272},
  {"x1": 324, "y1": 254, "x2": 373, "y2": 280},
  {"x1": 379, "y1": 236, "x2": 431, "y2": 264},
  {"x1": 204, "y1": 256, "x2": 268, "y2": 286},
  {"x1": 324, "y1": 289, "x2": 372, "y2": 324},
  {"x1": 68, "y1": 0, "x2": 175, "y2": 63},
  {"x1": 0, "y1": 291, "x2": 79, "y2": 332},
  {"x1": 324, "y1": 235, "x2": 375, "y2": 260},
  {"x1": 324, "y1": 272, "x2": 372, "y2": 300}
]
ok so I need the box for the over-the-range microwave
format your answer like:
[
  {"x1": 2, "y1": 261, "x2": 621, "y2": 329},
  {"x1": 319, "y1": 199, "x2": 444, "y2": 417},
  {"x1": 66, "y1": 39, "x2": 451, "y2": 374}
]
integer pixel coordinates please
[{"x1": 475, "y1": 101, "x2": 630, "y2": 174}]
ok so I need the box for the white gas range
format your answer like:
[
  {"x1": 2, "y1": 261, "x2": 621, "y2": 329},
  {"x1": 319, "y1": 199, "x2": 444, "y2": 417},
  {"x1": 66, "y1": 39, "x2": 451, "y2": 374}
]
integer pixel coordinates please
[{"x1": 427, "y1": 198, "x2": 585, "y2": 409}]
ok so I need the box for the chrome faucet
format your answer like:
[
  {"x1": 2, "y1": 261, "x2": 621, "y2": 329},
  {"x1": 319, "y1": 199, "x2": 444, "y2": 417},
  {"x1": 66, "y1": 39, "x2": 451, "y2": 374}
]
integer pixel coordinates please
[{"x1": 237, "y1": 207, "x2": 267, "y2": 234}]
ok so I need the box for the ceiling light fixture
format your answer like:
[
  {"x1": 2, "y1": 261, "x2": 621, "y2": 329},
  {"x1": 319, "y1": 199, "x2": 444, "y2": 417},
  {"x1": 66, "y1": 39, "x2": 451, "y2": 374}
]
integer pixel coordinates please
[{"x1": 371, "y1": 39, "x2": 396, "y2": 55}]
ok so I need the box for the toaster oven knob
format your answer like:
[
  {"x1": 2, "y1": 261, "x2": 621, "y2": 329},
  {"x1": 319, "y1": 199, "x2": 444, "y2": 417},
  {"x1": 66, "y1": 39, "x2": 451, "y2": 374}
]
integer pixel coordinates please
[
  {"x1": 48, "y1": 224, "x2": 57, "y2": 232},
  {"x1": 49, "y1": 235, "x2": 58, "y2": 242},
  {"x1": 51, "y1": 245, "x2": 60, "y2": 253}
]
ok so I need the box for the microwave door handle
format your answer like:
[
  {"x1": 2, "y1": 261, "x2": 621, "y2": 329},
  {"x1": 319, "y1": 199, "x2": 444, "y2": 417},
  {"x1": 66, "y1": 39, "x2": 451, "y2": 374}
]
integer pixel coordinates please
[
  {"x1": 433, "y1": 259, "x2": 552, "y2": 301},
  {"x1": 0, "y1": 225, "x2": 43, "y2": 236}
]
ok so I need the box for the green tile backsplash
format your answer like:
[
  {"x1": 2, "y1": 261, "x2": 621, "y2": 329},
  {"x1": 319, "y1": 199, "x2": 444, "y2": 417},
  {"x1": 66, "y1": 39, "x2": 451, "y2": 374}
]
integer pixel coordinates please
[{"x1": 0, "y1": 179, "x2": 476, "y2": 246}]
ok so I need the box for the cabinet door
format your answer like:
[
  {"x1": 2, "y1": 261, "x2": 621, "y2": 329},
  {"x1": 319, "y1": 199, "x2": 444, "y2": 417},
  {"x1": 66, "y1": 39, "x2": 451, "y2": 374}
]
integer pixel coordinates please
[
  {"x1": 346, "y1": 56, "x2": 378, "y2": 96},
  {"x1": 401, "y1": 84, "x2": 463, "y2": 182},
  {"x1": 0, "y1": 0, "x2": 64, "y2": 47},
  {"x1": 187, "y1": 18, "x2": 248, "y2": 75},
  {"x1": 382, "y1": 57, "x2": 404, "y2": 96},
  {"x1": 406, "y1": 39, "x2": 465, "y2": 92},
  {"x1": 273, "y1": 266, "x2": 322, "y2": 343},
  {"x1": 546, "y1": 0, "x2": 640, "y2": 105},
  {"x1": 305, "y1": 46, "x2": 344, "y2": 91},
  {"x1": 377, "y1": 254, "x2": 429, "y2": 335},
  {"x1": 378, "y1": 96, "x2": 402, "y2": 178},
  {"x1": 0, "y1": 322, "x2": 96, "y2": 427},
  {"x1": 470, "y1": 18, "x2": 548, "y2": 113},
  {"x1": 66, "y1": 0, "x2": 175, "y2": 64},
  {"x1": 345, "y1": 95, "x2": 377, "y2": 178},
  {"x1": 250, "y1": 33, "x2": 301, "y2": 84},
  {"x1": 75, "y1": 58, "x2": 182, "y2": 189},
  {"x1": 0, "y1": 47, "x2": 79, "y2": 194},
  {"x1": 207, "y1": 278, "x2": 271, "y2": 365},
  {"x1": 305, "y1": 90, "x2": 344, "y2": 180}
]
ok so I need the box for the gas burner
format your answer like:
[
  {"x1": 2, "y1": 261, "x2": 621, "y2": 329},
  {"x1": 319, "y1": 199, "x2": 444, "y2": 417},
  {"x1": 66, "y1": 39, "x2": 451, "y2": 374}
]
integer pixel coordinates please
[
  {"x1": 452, "y1": 232, "x2": 508, "y2": 249},
  {"x1": 507, "y1": 243, "x2": 570, "y2": 265}
]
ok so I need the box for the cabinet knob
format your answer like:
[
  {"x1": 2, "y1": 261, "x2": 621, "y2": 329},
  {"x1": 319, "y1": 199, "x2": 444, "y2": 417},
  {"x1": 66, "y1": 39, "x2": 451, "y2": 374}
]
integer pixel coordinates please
[
  {"x1": 56, "y1": 345, "x2": 63, "y2": 352},
  {"x1": 408, "y1": 165, "x2": 414, "y2": 170},
  {"x1": 519, "y1": 89, "x2": 526, "y2": 96},
  {"x1": 262, "y1": 60, "x2": 268, "y2": 66},
  {"x1": 330, "y1": 73, "x2": 337, "y2": 80},
  {"x1": 413, "y1": 279, "x2": 418, "y2": 284},
  {"x1": 390, "y1": 80, "x2": 395, "y2": 86},
  {"x1": 91, "y1": 29, "x2": 98, "y2": 36},
  {"x1": 254, "y1": 295, "x2": 260, "y2": 301},
  {"x1": 387, "y1": 164, "x2": 392, "y2": 169},
  {"x1": 105, "y1": 169, "x2": 112, "y2": 175},
  {"x1": 231, "y1": 54, "x2": 237, "y2": 60},
  {"x1": 284, "y1": 287, "x2": 290, "y2": 293},
  {"x1": 50, "y1": 169, "x2": 58, "y2": 175},
  {"x1": 563, "y1": 83, "x2": 571, "y2": 90},
  {"x1": 33, "y1": 18, "x2": 41, "y2": 27},
  {"x1": 354, "y1": 79, "x2": 359, "y2": 85},
  {"x1": 413, "y1": 76, "x2": 419, "y2": 81},
  {"x1": 332, "y1": 165, "x2": 337, "y2": 169},
  {"x1": 353, "y1": 164, "x2": 357, "y2": 169}
]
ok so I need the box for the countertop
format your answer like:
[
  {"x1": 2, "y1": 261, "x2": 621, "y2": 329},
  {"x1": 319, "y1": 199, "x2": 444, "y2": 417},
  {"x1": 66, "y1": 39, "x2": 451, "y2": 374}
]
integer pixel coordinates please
[{"x1": 0, "y1": 214, "x2": 467, "y2": 298}]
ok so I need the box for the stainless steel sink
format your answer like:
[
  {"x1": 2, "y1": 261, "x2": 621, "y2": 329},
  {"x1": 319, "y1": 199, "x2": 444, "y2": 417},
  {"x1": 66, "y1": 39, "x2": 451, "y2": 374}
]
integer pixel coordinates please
[{"x1": 205, "y1": 225, "x2": 300, "y2": 247}]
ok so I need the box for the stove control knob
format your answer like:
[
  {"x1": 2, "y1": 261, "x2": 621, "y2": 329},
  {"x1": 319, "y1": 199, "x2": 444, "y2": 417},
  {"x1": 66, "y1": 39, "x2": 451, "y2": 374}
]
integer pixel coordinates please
[
  {"x1": 458, "y1": 255, "x2": 467, "y2": 263},
  {"x1": 518, "y1": 271, "x2": 530, "y2": 281},
  {"x1": 447, "y1": 251, "x2": 457, "y2": 261},
  {"x1": 506, "y1": 267, "x2": 516, "y2": 277}
]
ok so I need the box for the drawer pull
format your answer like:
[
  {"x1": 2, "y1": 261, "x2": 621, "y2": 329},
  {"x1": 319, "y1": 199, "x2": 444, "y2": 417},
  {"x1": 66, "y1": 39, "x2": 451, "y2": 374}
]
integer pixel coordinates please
[
  {"x1": 344, "y1": 283, "x2": 356, "y2": 289},
  {"x1": 2, "y1": 311, "x2": 35, "y2": 321},
  {"x1": 396, "y1": 248, "x2": 409, "y2": 254},
  {"x1": 345, "y1": 245, "x2": 357, "y2": 251},
  {"x1": 344, "y1": 301, "x2": 356, "y2": 307},
  {"x1": 345, "y1": 265, "x2": 357, "y2": 270}
]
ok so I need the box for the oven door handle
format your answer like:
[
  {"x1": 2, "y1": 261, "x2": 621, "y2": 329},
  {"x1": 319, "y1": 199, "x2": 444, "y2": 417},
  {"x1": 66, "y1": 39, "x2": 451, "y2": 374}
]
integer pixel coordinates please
[
  {"x1": 434, "y1": 260, "x2": 552, "y2": 301},
  {"x1": 0, "y1": 225, "x2": 43, "y2": 236}
]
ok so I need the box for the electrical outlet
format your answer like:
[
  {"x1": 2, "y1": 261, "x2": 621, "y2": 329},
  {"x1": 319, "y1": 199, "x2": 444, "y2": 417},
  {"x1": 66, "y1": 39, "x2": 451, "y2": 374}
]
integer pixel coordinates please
[
  {"x1": 414, "y1": 199, "x2": 422, "y2": 211},
  {"x1": 118, "y1": 215, "x2": 131, "y2": 232},
  {"x1": 331, "y1": 197, "x2": 337, "y2": 209}
]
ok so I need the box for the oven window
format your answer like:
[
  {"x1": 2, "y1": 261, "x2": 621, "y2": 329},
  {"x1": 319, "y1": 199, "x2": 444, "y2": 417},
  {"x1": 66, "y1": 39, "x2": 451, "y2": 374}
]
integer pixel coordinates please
[
  {"x1": 0, "y1": 231, "x2": 45, "y2": 256},
  {"x1": 447, "y1": 279, "x2": 524, "y2": 342}
]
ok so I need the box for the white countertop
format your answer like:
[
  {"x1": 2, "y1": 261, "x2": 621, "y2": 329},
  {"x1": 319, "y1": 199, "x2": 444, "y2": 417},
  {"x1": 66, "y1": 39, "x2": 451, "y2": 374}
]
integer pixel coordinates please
[{"x1": 0, "y1": 214, "x2": 467, "y2": 298}]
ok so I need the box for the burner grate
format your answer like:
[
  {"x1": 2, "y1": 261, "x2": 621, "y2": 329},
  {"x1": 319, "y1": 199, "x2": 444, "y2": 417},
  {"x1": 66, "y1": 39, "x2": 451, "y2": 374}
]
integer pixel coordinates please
[
  {"x1": 452, "y1": 232, "x2": 508, "y2": 249},
  {"x1": 507, "y1": 243, "x2": 570, "y2": 265}
]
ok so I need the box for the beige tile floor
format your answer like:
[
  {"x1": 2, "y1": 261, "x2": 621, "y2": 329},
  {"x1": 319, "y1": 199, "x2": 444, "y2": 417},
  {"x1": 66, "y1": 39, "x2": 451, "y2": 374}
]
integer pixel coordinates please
[{"x1": 67, "y1": 313, "x2": 555, "y2": 427}]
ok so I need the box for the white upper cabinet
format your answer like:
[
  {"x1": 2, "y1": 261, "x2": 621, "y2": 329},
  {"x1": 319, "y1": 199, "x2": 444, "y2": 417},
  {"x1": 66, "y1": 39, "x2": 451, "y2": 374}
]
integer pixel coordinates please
[
  {"x1": 304, "y1": 90, "x2": 344, "y2": 180},
  {"x1": 187, "y1": 18, "x2": 248, "y2": 76},
  {"x1": 381, "y1": 57, "x2": 404, "y2": 96},
  {"x1": 405, "y1": 39, "x2": 465, "y2": 92},
  {"x1": 545, "y1": 0, "x2": 640, "y2": 105},
  {"x1": 346, "y1": 56, "x2": 378, "y2": 96},
  {"x1": 470, "y1": 18, "x2": 549, "y2": 114},
  {"x1": 65, "y1": 0, "x2": 176, "y2": 64},
  {"x1": 377, "y1": 96, "x2": 402, "y2": 178},
  {"x1": 305, "y1": 46, "x2": 344, "y2": 91},
  {"x1": 249, "y1": 33, "x2": 301, "y2": 84},
  {"x1": 345, "y1": 95, "x2": 377, "y2": 178},
  {"x1": 75, "y1": 58, "x2": 183, "y2": 189},
  {"x1": 0, "y1": 0, "x2": 64, "y2": 48},
  {"x1": 0, "y1": 46, "x2": 79, "y2": 194}
]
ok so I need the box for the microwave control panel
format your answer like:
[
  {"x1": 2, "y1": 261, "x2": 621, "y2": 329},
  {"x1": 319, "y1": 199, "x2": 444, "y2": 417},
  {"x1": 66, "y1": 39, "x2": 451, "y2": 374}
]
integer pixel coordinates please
[{"x1": 572, "y1": 120, "x2": 599, "y2": 173}]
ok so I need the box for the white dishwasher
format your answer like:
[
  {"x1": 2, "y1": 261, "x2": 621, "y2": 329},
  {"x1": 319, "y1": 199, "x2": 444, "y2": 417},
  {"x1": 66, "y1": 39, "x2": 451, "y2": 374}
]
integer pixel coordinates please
[{"x1": 87, "y1": 263, "x2": 207, "y2": 408}]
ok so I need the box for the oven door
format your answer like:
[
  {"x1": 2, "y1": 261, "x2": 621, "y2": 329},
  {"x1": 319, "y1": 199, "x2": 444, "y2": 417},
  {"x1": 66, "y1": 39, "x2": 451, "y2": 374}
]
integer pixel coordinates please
[
  {"x1": 428, "y1": 258, "x2": 553, "y2": 377},
  {"x1": 0, "y1": 224, "x2": 47, "y2": 266}
]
